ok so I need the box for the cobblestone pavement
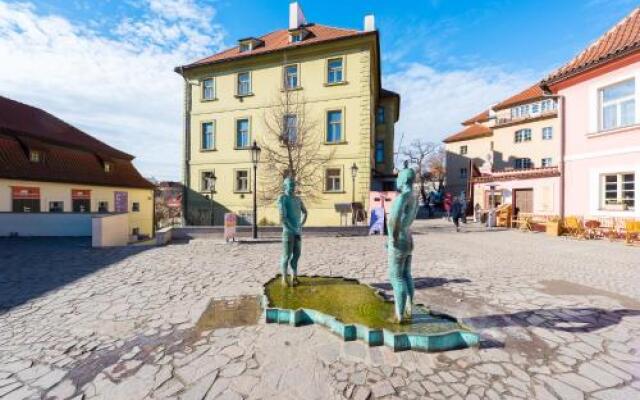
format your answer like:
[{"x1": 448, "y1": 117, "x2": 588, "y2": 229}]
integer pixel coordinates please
[{"x1": 1, "y1": 220, "x2": 639, "y2": 400}]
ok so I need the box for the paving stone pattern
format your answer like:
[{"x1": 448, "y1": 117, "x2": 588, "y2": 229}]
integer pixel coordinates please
[{"x1": 0, "y1": 220, "x2": 639, "y2": 399}]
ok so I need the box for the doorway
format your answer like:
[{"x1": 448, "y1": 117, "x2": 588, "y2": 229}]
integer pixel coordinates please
[{"x1": 513, "y1": 189, "x2": 534, "y2": 215}]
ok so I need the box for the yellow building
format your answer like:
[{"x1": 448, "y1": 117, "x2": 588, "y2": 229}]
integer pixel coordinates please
[
  {"x1": 0, "y1": 96, "x2": 155, "y2": 238},
  {"x1": 175, "y1": 2, "x2": 399, "y2": 227}
]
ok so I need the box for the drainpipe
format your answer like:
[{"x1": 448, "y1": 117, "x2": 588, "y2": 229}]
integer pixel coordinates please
[
  {"x1": 175, "y1": 66, "x2": 192, "y2": 226},
  {"x1": 558, "y1": 95, "x2": 566, "y2": 220}
]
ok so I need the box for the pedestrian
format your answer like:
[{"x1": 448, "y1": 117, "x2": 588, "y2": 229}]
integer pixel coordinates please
[
  {"x1": 451, "y1": 196, "x2": 462, "y2": 232},
  {"x1": 443, "y1": 195, "x2": 452, "y2": 221},
  {"x1": 460, "y1": 194, "x2": 468, "y2": 224}
]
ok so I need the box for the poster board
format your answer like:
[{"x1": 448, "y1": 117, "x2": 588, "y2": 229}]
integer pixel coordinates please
[{"x1": 224, "y1": 213, "x2": 237, "y2": 242}]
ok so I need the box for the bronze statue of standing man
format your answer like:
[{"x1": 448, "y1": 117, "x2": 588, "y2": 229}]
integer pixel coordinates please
[
  {"x1": 387, "y1": 167, "x2": 419, "y2": 322},
  {"x1": 278, "y1": 177, "x2": 307, "y2": 286}
]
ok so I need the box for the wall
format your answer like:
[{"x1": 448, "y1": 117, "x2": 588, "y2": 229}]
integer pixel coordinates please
[
  {"x1": 473, "y1": 176, "x2": 561, "y2": 215},
  {"x1": 561, "y1": 60, "x2": 640, "y2": 218},
  {"x1": 92, "y1": 213, "x2": 129, "y2": 247},
  {"x1": 0, "y1": 213, "x2": 92, "y2": 236},
  {"x1": 445, "y1": 135, "x2": 493, "y2": 196},
  {"x1": 183, "y1": 35, "x2": 380, "y2": 226},
  {"x1": 0, "y1": 179, "x2": 154, "y2": 237}
]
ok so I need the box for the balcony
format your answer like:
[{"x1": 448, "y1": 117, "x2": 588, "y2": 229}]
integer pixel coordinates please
[{"x1": 495, "y1": 110, "x2": 558, "y2": 127}]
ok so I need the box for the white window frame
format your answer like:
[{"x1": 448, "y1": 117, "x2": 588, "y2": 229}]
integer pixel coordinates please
[
  {"x1": 237, "y1": 72, "x2": 252, "y2": 96},
  {"x1": 284, "y1": 64, "x2": 299, "y2": 90},
  {"x1": 541, "y1": 157, "x2": 553, "y2": 167},
  {"x1": 325, "y1": 168, "x2": 343, "y2": 192},
  {"x1": 514, "y1": 158, "x2": 532, "y2": 169},
  {"x1": 326, "y1": 109, "x2": 344, "y2": 143},
  {"x1": 600, "y1": 172, "x2": 635, "y2": 211},
  {"x1": 283, "y1": 114, "x2": 297, "y2": 144},
  {"x1": 201, "y1": 170, "x2": 216, "y2": 192},
  {"x1": 598, "y1": 78, "x2": 636, "y2": 132},
  {"x1": 514, "y1": 129, "x2": 532, "y2": 143},
  {"x1": 234, "y1": 169, "x2": 250, "y2": 193},
  {"x1": 235, "y1": 118, "x2": 251, "y2": 149},
  {"x1": 201, "y1": 121, "x2": 215, "y2": 150},
  {"x1": 327, "y1": 57, "x2": 344, "y2": 84},
  {"x1": 202, "y1": 77, "x2": 215, "y2": 101},
  {"x1": 542, "y1": 127, "x2": 553, "y2": 140}
]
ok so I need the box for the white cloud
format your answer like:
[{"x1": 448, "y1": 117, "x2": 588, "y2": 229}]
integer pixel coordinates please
[
  {"x1": 0, "y1": 0, "x2": 225, "y2": 181},
  {"x1": 384, "y1": 63, "x2": 536, "y2": 149}
]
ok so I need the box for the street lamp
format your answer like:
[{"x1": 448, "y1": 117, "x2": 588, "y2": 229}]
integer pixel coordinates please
[
  {"x1": 206, "y1": 172, "x2": 217, "y2": 225},
  {"x1": 250, "y1": 140, "x2": 262, "y2": 239},
  {"x1": 350, "y1": 162, "x2": 359, "y2": 225}
]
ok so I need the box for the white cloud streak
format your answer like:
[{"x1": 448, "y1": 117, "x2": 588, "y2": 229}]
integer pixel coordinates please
[
  {"x1": 384, "y1": 63, "x2": 536, "y2": 150},
  {"x1": 0, "y1": 0, "x2": 225, "y2": 180}
]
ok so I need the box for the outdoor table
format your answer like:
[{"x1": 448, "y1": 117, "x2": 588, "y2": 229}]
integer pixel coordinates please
[{"x1": 584, "y1": 220, "x2": 601, "y2": 239}]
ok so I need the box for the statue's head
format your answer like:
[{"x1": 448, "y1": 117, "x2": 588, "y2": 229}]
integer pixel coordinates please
[
  {"x1": 396, "y1": 167, "x2": 416, "y2": 192},
  {"x1": 283, "y1": 177, "x2": 295, "y2": 195}
]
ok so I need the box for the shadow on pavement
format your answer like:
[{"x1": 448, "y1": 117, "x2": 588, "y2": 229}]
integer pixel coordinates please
[
  {"x1": 0, "y1": 237, "x2": 155, "y2": 314},
  {"x1": 465, "y1": 307, "x2": 640, "y2": 333},
  {"x1": 370, "y1": 276, "x2": 471, "y2": 291}
]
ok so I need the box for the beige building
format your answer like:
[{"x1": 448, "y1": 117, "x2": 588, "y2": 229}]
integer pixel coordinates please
[
  {"x1": 0, "y1": 96, "x2": 155, "y2": 238},
  {"x1": 175, "y1": 3, "x2": 399, "y2": 226},
  {"x1": 443, "y1": 84, "x2": 561, "y2": 215}
]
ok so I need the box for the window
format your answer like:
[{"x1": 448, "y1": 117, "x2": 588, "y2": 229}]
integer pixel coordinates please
[
  {"x1": 132, "y1": 227, "x2": 140, "y2": 236},
  {"x1": 283, "y1": 114, "x2": 297, "y2": 144},
  {"x1": 236, "y1": 119, "x2": 250, "y2": 148},
  {"x1": 541, "y1": 157, "x2": 553, "y2": 167},
  {"x1": 98, "y1": 201, "x2": 109, "y2": 213},
  {"x1": 325, "y1": 168, "x2": 342, "y2": 192},
  {"x1": 326, "y1": 110, "x2": 343, "y2": 143},
  {"x1": 542, "y1": 127, "x2": 553, "y2": 140},
  {"x1": 284, "y1": 65, "x2": 299, "y2": 89},
  {"x1": 29, "y1": 150, "x2": 41, "y2": 162},
  {"x1": 541, "y1": 99, "x2": 556, "y2": 113},
  {"x1": 291, "y1": 33, "x2": 302, "y2": 42},
  {"x1": 460, "y1": 145, "x2": 468, "y2": 155},
  {"x1": 202, "y1": 122, "x2": 215, "y2": 150},
  {"x1": 104, "y1": 162, "x2": 112, "y2": 173},
  {"x1": 237, "y1": 72, "x2": 251, "y2": 96},
  {"x1": 376, "y1": 106, "x2": 385, "y2": 124},
  {"x1": 235, "y1": 170, "x2": 249, "y2": 192},
  {"x1": 514, "y1": 158, "x2": 532, "y2": 169},
  {"x1": 459, "y1": 168, "x2": 468, "y2": 179},
  {"x1": 48, "y1": 201, "x2": 64, "y2": 212},
  {"x1": 601, "y1": 173, "x2": 635, "y2": 210},
  {"x1": 202, "y1": 78, "x2": 215, "y2": 100},
  {"x1": 73, "y1": 199, "x2": 90, "y2": 213},
  {"x1": 239, "y1": 42, "x2": 251, "y2": 52},
  {"x1": 600, "y1": 78, "x2": 635, "y2": 131},
  {"x1": 514, "y1": 129, "x2": 532, "y2": 143},
  {"x1": 327, "y1": 58, "x2": 343, "y2": 84},
  {"x1": 201, "y1": 171, "x2": 216, "y2": 192},
  {"x1": 531, "y1": 103, "x2": 539, "y2": 113},
  {"x1": 132, "y1": 202, "x2": 140, "y2": 212},
  {"x1": 375, "y1": 140, "x2": 384, "y2": 164}
]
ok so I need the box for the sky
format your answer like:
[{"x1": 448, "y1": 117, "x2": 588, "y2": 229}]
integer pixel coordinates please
[{"x1": 0, "y1": 0, "x2": 637, "y2": 181}]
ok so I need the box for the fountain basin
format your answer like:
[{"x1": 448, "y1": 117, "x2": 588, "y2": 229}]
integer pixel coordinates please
[{"x1": 263, "y1": 276, "x2": 479, "y2": 352}]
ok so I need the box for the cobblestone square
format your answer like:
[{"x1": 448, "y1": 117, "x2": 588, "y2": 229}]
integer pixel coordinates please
[{"x1": 1, "y1": 220, "x2": 639, "y2": 399}]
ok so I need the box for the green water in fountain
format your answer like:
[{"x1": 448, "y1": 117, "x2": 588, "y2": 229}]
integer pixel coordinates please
[{"x1": 265, "y1": 276, "x2": 469, "y2": 334}]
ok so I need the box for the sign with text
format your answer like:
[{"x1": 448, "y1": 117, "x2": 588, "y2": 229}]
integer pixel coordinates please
[
  {"x1": 114, "y1": 191, "x2": 128, "y2": 213},
  {"x1": 12, "y1": 186, "x2": 40, "y2": 199},
  {"x1": 224, "y1": 213, "x2": 237, "y2": 242},
  {"x1": 71, "y1": 189, "x2": 91, "y2": 199}
]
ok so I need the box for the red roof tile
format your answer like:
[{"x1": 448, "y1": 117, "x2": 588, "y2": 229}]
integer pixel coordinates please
[
  {"x1": 0, "y1": 97, "x2": 153, "y2": 189},
  {"x1": 462, "y1": 110, "x2": 490, "y2": 125},
  {"x1": 544, "y1": 7, "x2": 640, "y2": 84},
  {"x1": 493, "y1": 84, "x2": 546, "y2": 110},
  {"x1": 180, "y1": 24, "x2": 372, "y2": 69},
  {"x1": 443, "y1": 124, "x2": 493, "y2": 143}
]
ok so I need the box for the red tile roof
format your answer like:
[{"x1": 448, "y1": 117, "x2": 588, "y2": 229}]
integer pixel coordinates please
[
  {"x1": 462, "y1": 110, "x2": 490, "y2": 125},
  {"x1": 544, "y1": 7, "x2": 640, "y2": 85},
  {"x1": 0, "y1": 97, "x2": 153, "y2": 189},
  {"x1": 180, "y1": 24, "x2": 373, "y2": 69},
  {"x1": 443, "y1": 124, "x2": 493, "y2": 143},
  {"x1": 493, "y1": 84, "x2": 547, "y2": 110}
]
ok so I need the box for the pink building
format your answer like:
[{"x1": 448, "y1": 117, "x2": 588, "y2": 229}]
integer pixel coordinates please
[{"x1": 543, "y1": 7, "x2": 640, "y2": 219}]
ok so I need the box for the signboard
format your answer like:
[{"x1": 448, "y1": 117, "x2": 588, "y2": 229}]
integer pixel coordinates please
[
  {"x1": 369, "y1": 207, "x2": 385, "y2": 235},
  {"x1": 114, "y1": 191, "x2": 128, "y2": 213},
  {"x1": 224, "y1": 213, "x2": 237, "y2": 242},
  {"x1": 167, "y1": 195, "x2": 182, "y2": 208},
  {"x1": 12, "y1": 186, "x2": 40, "y2": 199},
  {"x1": 71, "y1": 189, "x2": 91, "y2": 199}
]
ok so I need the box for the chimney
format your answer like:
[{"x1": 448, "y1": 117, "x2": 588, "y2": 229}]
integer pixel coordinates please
[
  {"x1": 289, "y1": 2, "x2": 307, "y2": 30},
  {"x1": 364, "y1": 14, "x2": 375, "y2": 31}
]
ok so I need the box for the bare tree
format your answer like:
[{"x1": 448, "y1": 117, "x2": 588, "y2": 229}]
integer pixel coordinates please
[
  {"x1": 401, "y1": 139, "x2": 443, "y2": 205},
  {"x1": 259, "y1": 89, "x2": 335, "y2": 203}
]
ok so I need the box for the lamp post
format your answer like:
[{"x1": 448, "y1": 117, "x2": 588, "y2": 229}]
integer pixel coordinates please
[
  {"x1": 250, "y1": 140, "x2": 262, "y2": 239},
  {"x1": 206, "y1": 173, "x2": 217, "y2": 225},
  {"x1": 350, "y1": 162, "x2": 359, "y2": 225}
]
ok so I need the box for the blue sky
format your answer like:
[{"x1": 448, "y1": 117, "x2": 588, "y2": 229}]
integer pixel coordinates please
[{"x1": 0, "y1": 0, "x2": 637, "y2": 180}]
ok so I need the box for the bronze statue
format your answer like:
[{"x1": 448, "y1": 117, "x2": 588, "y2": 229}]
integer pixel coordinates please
[{"x1": 278, "y1": 177, "x2": 307, "y2": 286}]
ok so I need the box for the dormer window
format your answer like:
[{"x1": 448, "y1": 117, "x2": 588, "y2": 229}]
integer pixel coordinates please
[
  {"x1": 238, "y1": 37, "x2": 264, "y2": 53},
  {"x1": 291, "y1": 33, "x2": 302, "y2": 42},
  {"x1": 104, "y1": 162, "x2": 113, "y2": 173},
  {"x1": 289, "y1": 27, "x2": 309, "y2": 43},
  {"x1": 29, "y1": 150, "x2": 42, "y2": 163}
]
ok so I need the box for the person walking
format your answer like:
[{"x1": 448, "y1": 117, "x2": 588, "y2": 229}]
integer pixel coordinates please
[
  {"x1": 451, "y1": 196, "x2": 463, "y2": 232},
  {"x1": 460, "y1": 194, "x2": 468, "y2": 224},
  {"x1": 443, "y1": 195, "x2": 452, "y2": 221}
]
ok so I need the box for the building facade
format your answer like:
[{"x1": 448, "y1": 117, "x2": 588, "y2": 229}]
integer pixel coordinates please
[
  {"x1": 543, "y1": 7, "x2": 640, "y2": 219},
  {"x1": 175, "y1": 3, "x2": 399, "y2": 226},
  {"x1": 0, "y1": 96, "x2": 155, "y2": 237}
]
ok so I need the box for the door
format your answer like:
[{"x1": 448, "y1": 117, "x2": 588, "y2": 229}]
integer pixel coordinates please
[{"x1": 513, "y1": 189, "x2": 533, "y2": 215}]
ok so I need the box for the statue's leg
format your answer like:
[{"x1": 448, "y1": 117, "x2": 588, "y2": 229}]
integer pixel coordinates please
[
  {"x1": 403, "y1": 255, "x2": 414, "y2": 318},
  {"x1": 280, "y1": 234, "x2": 293, "y2": 286},
  {"x1": 290, "y1": 235, "x2": 301, "y2": 285},
  {"x1": 388, "y1": 250, "x2": 408, "y2": 322}
]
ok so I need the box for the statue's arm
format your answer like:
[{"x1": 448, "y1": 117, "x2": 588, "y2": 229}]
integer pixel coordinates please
[
  {"x1": 300, "y1": 200, "x2": 308, "y2": 228},
  {"x1": 278, "y1": 196, "x2": 296, "y2": 232}
]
